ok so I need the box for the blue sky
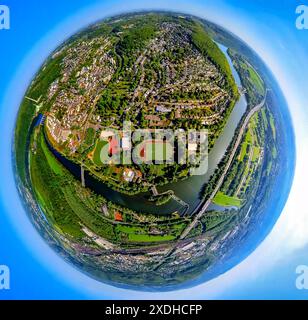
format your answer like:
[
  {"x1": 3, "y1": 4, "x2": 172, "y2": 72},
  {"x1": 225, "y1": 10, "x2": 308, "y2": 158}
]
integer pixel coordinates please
[{"x1": 1, "y1": 0, "x2": 308, "y2": 299}]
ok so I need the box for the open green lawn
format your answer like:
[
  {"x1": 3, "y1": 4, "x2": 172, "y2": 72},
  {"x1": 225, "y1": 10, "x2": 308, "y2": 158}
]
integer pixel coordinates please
[
  {"x1": 116, "y1": 221, "x2": 187, "y2": 242},
  {"x1": 93, "y1": 140, "x2": 108, "y2": 166},
  {"x1": 116, "y1": 225, "x2": 145, "y2": 234},
  {"x1": 128, "y1": 233, "x2": 175, "y2": 242},
  {"x1": 213, "y1": 191, "x2": 242, "y2": 207}
]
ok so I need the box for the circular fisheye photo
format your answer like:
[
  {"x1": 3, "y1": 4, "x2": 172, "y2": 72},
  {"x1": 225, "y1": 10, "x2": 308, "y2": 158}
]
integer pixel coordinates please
[{"x1": 14, "y1": 12, "x2": 294, "y2": 290}]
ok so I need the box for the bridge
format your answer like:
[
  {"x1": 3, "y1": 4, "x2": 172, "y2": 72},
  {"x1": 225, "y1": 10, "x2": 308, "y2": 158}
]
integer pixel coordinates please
[
  {"x1": 81, "y1": 166, "x2": 85, "y2": 188},
  {"x1": 151, "y1": 185, "x2": 159, "y2": 196}
]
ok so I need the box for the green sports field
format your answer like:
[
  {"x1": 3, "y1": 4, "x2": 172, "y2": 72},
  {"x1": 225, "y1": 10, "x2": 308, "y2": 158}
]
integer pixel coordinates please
[{"x1": 93, "y1": 140, "x2": 109, "y2": 166}]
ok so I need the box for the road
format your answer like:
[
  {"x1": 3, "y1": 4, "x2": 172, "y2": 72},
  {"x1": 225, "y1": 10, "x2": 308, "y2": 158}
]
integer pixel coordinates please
[
  {"x1": 151, "y1": 93, "x2": 267, "y2": 271},
  {"x1": 179, "y1": 92, "x2": 267, "y2": 240}
]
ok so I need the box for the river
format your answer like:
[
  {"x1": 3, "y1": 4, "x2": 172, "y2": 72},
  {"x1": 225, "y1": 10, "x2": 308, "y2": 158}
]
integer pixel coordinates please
[{"x1": 44, "y1": 44, "x2": 247, "y2": 216}]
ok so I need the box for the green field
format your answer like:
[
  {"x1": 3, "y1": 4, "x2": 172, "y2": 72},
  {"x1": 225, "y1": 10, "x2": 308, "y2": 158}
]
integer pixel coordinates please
[
  {"x1": 93, "y1": 140, "x2": 108, "y2": 166},
  {"x1": 116, "y1": 225, "x2": 144, "y2": 234},
  {"x1": 128, "y1": 233, "x2": 175, "y2": 242},
  {"x1": 213, "y1": 191, "x2": 242, "y2": 207},
  {"x1": 116, "y1": 221, "x2": 186, "y2": 243}
]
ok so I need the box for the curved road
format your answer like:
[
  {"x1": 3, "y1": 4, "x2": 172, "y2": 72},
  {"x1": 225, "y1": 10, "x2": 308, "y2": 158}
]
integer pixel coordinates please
[
  {"x1": 179, "y1": 92, "x2": 268, "y2": 240},
  {"x1": 151, "y1": 93, "x2": 268, "y2": 271}
]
